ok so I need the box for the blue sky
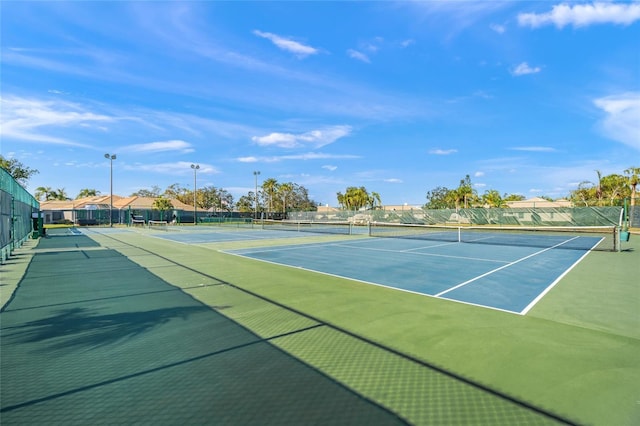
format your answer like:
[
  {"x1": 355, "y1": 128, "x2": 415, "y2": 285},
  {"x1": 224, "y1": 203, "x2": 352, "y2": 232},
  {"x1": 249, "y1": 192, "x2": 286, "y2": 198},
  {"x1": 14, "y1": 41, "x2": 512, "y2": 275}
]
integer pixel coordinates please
[{"x1": 2, "y1": 1, "x2": 639, "y2": 206}]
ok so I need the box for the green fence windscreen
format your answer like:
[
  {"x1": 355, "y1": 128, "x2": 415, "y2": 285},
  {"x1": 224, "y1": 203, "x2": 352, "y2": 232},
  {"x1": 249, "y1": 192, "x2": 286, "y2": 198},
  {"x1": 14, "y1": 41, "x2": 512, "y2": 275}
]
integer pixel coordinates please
[{"x1": 1, "y1": 168, "x2": 40, "y2": 263}]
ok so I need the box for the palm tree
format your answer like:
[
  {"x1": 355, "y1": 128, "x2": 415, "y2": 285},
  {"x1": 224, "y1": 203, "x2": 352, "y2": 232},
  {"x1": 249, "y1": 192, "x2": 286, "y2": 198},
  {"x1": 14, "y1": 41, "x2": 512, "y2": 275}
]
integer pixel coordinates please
[
  {"x1": 35, "y1": 186, "x2": 53, "y2": 201},
  {"x1": 278, "y1": 182, "x2": 294, "y2": 214},
  {"x1": 595, "y1": 170, "x2": 603, "y2": 206},
  {"x1": 624, "y1": 167, "x2": 640, "y2": 206},
  {"x1": 369, "y1": 191, "x2": 382, "y2": 209},
  {"x1": 337, "y1": 187, "x2": 378, "y2": 211},
  {"x1": 482, "y1": 189, "x2": 506, "y2": 208},
  {"x1": 262, "y1": 178, "x2": 278, "y2": 213},
  {"x1": 53, "y1": 188, "x2": 69, "y2": 200},
  {"x1": 76, "y1": 188, "x2": 99, "y2": 199},
  {"x1": 452, "y1": 175, "x2": 476, "y2": 210}
]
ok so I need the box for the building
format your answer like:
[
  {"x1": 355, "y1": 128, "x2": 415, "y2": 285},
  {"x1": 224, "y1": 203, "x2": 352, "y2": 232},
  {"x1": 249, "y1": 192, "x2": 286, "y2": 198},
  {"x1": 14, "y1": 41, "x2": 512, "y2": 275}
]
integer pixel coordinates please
[
  {"x1": 505, "y1": 197, "x2": 572, "y2": 208},
  {"x1": 39, "y1": 195, "x2": 194, "y2": 225}
]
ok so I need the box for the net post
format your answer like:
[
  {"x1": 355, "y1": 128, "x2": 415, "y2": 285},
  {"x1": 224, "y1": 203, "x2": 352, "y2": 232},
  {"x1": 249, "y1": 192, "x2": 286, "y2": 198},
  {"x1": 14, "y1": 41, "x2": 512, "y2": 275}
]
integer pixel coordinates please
[
  {"x1": 457, "y1": 226, "x2": 462, "y2": 243},
  {"x1": 614, "y1": 226, "x2": 620, "y2": 252}
]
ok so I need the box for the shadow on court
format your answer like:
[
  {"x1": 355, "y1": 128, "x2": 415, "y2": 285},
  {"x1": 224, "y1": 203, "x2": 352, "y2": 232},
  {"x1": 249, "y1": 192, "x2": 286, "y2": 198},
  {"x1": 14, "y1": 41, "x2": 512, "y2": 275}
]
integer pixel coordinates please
[{"x1": 1, "y1": 232, "x2": 406, "y2": 425}]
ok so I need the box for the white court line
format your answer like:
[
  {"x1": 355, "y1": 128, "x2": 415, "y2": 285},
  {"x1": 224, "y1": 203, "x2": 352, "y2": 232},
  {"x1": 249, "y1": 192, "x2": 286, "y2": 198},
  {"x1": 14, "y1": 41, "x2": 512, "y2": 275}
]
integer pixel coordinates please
[
  {"x1": 519, "y1": 237, "x2": 603, "y2": 315},
  {"x1": 330, "y1": 243, "x2": 509, "y2": 264},
  {"x1": 231, "y1": 241, "x2": 509, "y2": 264},
  {"x1": 401, "y1": 241, "x2": 459, "y2": 252},
  {"x1": 223, "y1": 250, "x2": 522, "y2": 315},
  {"x1": 435, "y1": 236, "x2": 581, "y2": 297}
]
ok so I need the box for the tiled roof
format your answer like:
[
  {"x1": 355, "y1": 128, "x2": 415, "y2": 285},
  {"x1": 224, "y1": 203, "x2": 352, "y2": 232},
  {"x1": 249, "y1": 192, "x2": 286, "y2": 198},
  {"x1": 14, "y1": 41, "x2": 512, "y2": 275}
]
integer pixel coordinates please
[{"x1": 40, "y1": 195, "x2": 194, "y2": 210}]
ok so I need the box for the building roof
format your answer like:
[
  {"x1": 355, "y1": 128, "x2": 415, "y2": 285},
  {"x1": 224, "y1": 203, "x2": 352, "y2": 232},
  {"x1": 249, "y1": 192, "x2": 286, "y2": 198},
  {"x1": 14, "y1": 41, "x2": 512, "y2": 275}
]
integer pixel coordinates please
[
  {"x1": 40, "y1": 195, "x2": 122, "y2": 210},
  {"x1": 40, "y1": 195, "x2": 194, "y2": 211},
  {"x1": 505, "y1": 197, "x2": 572, "y2": 208}
]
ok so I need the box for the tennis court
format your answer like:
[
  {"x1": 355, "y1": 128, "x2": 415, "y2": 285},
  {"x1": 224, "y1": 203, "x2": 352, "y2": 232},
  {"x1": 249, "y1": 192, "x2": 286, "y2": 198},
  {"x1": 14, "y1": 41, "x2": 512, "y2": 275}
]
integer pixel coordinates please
[
  {"x1": 224, "y1": 234, "x2": 597, "y2": 314},
  {"x1": 142, "y1": 221, "x2": 356, "y2": 244},
  {"x1": 2, "y1": 226, "x2": 638, "y2": 425}
]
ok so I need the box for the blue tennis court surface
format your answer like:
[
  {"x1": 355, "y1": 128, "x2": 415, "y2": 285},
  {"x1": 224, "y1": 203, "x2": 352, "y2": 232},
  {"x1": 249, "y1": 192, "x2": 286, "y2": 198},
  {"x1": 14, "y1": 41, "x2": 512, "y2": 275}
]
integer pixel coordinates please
[
  {"x1": 145, "y1": 227, "x2": 318, "y2": 244},
  {"x1": 224, "y1": 237, "x2": 593, "y2": 314}
]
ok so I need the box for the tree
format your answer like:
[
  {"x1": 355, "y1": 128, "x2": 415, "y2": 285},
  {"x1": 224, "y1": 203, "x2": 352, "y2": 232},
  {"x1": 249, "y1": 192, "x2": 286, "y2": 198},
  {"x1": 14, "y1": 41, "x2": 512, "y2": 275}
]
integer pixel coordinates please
[
  {"x1": 217, "y1": 189, "x2": 234, "y2": 212},
  {"x1": 278, "y1": 182, "x2": 294, "y2": 213},
  {"x1": 453, "y1": 175, "x2": 477, "y2": 209},
  {"x1": 262, "y1": 178, "x2": 279, "y2": 212},
  {"x1": 199, "y1": 185, "x2": 235, "y2": 212},
  {"x1": 569, "y1": 181, "x2": 596, "y2": 206},
  {"x1": 49, "y1": 188, "x2": 69, "y2": 201},
  {"x1": 425, "y1": 186, "x2": 454, "y2": 209},
  {"x1": 76, "y1": 189, "x2": 100, "y2": 199},
  {"x1": 152, "y1": 197, "x2": 174, "y2": 221},
  {"x1": 131, "y1": 186, "x2": 162, "y2": 198},
  {"x1": 503, "y1": 194, "x2": 526, "y2": 202},
  {"x1": 624, "y1": 167, "x2": 640, "y2": 206},
  {"x1": 482, "y1": 190, "x2": 506, "y2": 208},
  {"x1": 236, "y1": 194, "x2": 254, "y2": 212},
  {"x1": 287, "y1": 183, "x2": 317, "y2": 211},
  {"x1": 369, "y1": 191, "x2": 382, "y2": 209},
  {"x1": 0, "y1": 155, "x2": 39, "y2": 187},
  {"x1": 600, "y1": 174, "x2": 629, "y2": 206},
  {"x1": 595, "y1": 170, "x2": 604, "y2": 206},
  {"x1": 336, "y1": 186, "x2": 373, "y2": 210},
  {"x1": 35, "y1": 186, "x2": 55, "y2": 201}
]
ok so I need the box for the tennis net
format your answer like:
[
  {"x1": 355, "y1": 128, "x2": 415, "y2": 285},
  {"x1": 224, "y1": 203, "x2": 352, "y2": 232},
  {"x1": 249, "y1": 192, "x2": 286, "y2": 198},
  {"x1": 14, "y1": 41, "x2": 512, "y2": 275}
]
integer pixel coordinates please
[
  {"x1": 260, "y1": 219, "x2": 352, "y2": 235},
  {"x1": 369, "y1": 222, "x2": 620, "y2": 251},
  {"x1": 131, "y1": 219, "x2": 146, "y2": 227},
  {"x1": 148, "y1": 220, "x2": 169, "y2": 231}
]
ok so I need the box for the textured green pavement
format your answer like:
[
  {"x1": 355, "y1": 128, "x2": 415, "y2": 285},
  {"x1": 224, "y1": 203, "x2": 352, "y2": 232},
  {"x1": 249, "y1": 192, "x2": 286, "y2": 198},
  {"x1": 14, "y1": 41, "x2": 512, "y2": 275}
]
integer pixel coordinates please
[{"x1": 0, "y1": 231, "x2": 405, "y2": 425}]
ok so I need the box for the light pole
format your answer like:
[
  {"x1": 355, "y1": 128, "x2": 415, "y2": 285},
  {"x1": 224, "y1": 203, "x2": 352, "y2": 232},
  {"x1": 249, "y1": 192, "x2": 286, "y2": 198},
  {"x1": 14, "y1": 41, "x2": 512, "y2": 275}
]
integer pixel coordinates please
[
  {"x1": 104, "y1": 153, "x2": 116, "y2": 227},
  {"x1": 253, "y1": 171, "x2": 260, "y2": 220},
  {"x1": 191, "y1": 164, "x2": 200, "y2": 225}
]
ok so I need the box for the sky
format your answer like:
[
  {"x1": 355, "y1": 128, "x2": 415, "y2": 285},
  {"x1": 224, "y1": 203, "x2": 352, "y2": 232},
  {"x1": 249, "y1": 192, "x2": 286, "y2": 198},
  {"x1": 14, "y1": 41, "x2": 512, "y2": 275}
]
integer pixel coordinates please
[{"x1": 1, "y1": 1, "x2": 639, "y2": 207}]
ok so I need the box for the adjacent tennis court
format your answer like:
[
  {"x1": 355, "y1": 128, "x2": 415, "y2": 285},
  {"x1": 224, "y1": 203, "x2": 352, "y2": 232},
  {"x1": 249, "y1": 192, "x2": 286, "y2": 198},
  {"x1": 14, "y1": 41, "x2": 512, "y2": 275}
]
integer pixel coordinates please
[{"x1": 224, "y1": 235, "x2": 595, "y2": 314}]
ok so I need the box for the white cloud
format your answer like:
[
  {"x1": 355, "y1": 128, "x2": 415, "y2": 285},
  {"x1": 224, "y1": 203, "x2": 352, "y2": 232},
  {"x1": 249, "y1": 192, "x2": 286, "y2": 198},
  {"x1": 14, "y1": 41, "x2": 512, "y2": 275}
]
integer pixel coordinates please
[
  {"x1": 122, "y1": 140, "x2": 194, "y2": 154},
  {"x1": 593, "y1": 92, "x2": 640, "y2": 151},
  {"x1": 253, "y1": 30, "x2": 319, "y2": 58},
  {"x1": 384, "y1": 178, "x2": 403, "y2": 183},
  {"x1": 0, "y1": 95, "x2": 112, "y2": 147},
  {"x1": 401, "y1": 39, "x2": 415, "y2": 48},
  {"x1": 474, "y1": 171, "x2": 485, "y2": 177},
  {"x1": 490, "y1": 23, "x2": 506, "y2": 34},
  {"x1": 428, "y1": 148, "x2": 458, "y2": 155},
  {"x1": 124, "y1": 161, "x2": 217, "y2": 175},
  {"x1": 238, "y1": 156, "x2": 258, "y2": 163},
  {"x1": 236, "y1": 152, "x2": 360, "y2": 163},
  {"x1": 511, "y1": 62, "x2": 541, "y2": 76},
  {"x1": 347, "y1": 49, "x2": 370, "y2": 63},
  {"x1": 251, "y1": 125, "x2": 352, "y2": 149},
  {"x1": 406, "y1": 1, "x2": 513, "y2": 38},
  {"x1": 510, "y1": 146, "x2": 557, "y2": 152},
  {"x1": 322, "y1": 165, "x2": 338, "y2": 171},
  {"x1": 518, "y1": 2, "x2": 640, "y2": 29}
]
